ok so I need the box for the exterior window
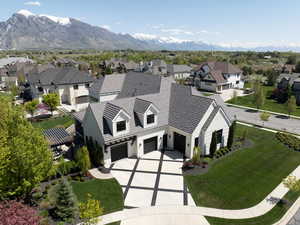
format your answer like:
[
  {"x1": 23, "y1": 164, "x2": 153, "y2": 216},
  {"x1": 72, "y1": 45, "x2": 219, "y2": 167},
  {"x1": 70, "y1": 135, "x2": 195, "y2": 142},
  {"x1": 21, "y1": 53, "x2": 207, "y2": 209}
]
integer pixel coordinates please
[
  {"x1": 194, "y1": 137, "x2": 199, "y2": 147},
  {"x1": 85, "y1": 83, "x2": 90, "y2": 88},
  {"x1": 236, "y1": 81, "x2": 239, "y2": 84},
  {"x1": 73, "y1": 84, "x2": 79, "y2": 90},
  {"x1": 117, "y1": 121, "x2": 126, "y2": 132},
  {"x1": 147, "y1": 114, "x2": 155, "y2": 124},
  {"x1": 216, "y1": 129, "x2": 223, "y2": 144}
]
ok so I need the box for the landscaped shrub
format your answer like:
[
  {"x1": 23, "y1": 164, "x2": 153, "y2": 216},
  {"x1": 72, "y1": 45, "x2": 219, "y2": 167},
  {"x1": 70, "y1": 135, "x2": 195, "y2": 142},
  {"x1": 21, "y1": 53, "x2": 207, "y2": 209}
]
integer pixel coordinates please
[
  {"x1": 209, "y1": 131, "x2": 217, "y2": 158},
  {"x1": 276, "y1": 132, "x2": 300, "y2": 151},
  {"x1": 56, "y1": 159, "x2": 79, "y2": 176}
]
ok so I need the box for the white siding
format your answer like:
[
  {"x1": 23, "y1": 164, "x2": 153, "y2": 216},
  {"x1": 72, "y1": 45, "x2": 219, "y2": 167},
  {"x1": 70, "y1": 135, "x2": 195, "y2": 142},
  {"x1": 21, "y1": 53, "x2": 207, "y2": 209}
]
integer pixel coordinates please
[{"x1": 202, "y1": 110, "x2": 230, "y2": 155}]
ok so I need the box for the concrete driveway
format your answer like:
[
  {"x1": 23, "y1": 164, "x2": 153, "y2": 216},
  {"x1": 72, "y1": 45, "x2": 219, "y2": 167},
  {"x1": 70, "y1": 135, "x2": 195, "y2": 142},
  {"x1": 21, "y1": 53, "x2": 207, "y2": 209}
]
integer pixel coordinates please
[
  {"x1": 110, "y1": 150, "x2": 196, "y2": 208},
  {"x1": 219, "y1": 89, "x2": 247, "y2": 101}
]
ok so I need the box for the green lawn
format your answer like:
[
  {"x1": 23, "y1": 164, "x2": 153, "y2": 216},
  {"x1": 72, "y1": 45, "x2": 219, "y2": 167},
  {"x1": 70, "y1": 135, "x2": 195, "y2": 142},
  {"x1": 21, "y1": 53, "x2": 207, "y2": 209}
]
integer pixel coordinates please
[
  {"x1": 185, "y1": 124, "x2": 300, "y2": 209},
  {"x1": 71, "y1": 178, "x2": 124, "y2": 214},
  {"x1": 227, "y1": 85, "x2": 300, "y2": 116},
  {"x1": 32, "y1": 115, "x2": 74, "y2": 130},
  {"x1": 206, "y1": 190, "x2": 300, "y2": 225}
]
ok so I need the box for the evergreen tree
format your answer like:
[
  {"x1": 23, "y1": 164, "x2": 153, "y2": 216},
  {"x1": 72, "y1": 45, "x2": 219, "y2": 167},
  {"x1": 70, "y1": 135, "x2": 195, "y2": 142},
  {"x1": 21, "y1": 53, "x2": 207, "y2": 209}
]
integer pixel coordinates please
[
  {"x1": 75, "y1": 146, "x2": 91, "y2": 174},
  {"x1": 52, "y1": 179, "x2": 78, "y2": 222},
  {"x1": 209, "y1": 131, "x2": 217, "y2": 158},
  {"x1": 227, "y1": 121, "x2": 236, "y2": 149}
]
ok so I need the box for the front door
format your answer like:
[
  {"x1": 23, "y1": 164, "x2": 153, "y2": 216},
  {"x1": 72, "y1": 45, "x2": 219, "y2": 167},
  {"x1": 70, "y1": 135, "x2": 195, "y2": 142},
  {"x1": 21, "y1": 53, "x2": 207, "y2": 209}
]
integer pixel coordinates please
[
  {"x1": 173, "y1": 132, "x2": 186, "y2": 154},
  {"x1": 163, "y1": 134, "x2": 168, "y2": 149}
]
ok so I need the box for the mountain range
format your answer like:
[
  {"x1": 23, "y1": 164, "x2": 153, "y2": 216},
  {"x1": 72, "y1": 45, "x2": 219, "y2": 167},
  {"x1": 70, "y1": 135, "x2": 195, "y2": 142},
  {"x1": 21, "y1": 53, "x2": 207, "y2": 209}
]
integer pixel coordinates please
[{"x1": 1, "y1": 10, "x2": 300, "y2": 52}]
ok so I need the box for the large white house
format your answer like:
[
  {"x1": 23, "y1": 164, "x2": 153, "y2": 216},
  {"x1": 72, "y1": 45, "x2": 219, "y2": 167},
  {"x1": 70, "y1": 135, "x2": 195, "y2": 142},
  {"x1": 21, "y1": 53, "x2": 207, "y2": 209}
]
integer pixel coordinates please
[
  {"x1": 193, "y1": 61, "x2": 244, "y2": 92},
  {"x1": 74, "y1": 73, "x2": 232, "y2": 166},
  {"x1": 27, "y1": 67, "x2": 94, "y2": 111}
]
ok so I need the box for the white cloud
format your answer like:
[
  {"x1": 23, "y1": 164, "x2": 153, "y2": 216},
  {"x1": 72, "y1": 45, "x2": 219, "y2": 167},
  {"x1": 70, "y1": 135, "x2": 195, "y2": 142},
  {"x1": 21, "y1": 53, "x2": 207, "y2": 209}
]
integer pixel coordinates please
[
  {"x1": 133, "y1": 33, "x2": 190, "y2": 43},
  {"x1": 100, "y1": 25, "x2": 111, "y2": 30},
  {"x1": 24, "y1": 1, "x2": 41, "y2": 6}
]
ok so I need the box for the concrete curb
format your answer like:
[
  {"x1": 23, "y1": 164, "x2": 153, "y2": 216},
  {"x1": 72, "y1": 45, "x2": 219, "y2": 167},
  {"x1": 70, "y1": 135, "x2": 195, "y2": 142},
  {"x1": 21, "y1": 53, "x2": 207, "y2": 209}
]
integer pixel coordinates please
[
  {"x1": 226, "y1": 103, "x2": 300, "y2": 120},
  {"x1": 273, "y1": 197, "x2": 300, "y2": 225}
]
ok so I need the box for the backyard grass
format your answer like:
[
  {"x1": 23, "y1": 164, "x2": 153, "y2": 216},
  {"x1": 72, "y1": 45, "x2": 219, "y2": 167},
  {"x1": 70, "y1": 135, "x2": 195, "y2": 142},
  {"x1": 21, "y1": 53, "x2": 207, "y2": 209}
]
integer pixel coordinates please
[
  {"x1": 206, "y1": 190, "x2": 300, "y2": 225},
  {"x1": 32, "y1": 115, "x2": 74, "y2": 130},
  {"x1": 71, "y1": 178, "x2": 124, "y2": 214},
  {"x1": 185, "y1": 124, "x2": 300, "y2": 209},
  {"x1": 227, "y1": 85, "x2": 300, "y2": 116}
]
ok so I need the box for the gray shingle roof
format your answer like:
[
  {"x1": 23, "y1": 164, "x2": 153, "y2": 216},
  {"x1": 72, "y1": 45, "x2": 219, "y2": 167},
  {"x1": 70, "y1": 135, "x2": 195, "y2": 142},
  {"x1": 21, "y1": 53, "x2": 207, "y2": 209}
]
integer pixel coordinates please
[
  {"x1": 28, "y1": 67, "x2": 94, "y2": 86},
  {"x1": 134, "y1": 98, "x2": 153, "y2": 114},
  {"x1": 169, "y1": 84, "x2": 214, "y2": 133},
  {"x1": 277, "y1": 73, "x2": 300, "y2": 86},
  {"x1": 117, "y1": 71, "x2": 161, "y2": 98},
  {"x1": 202, "y1": 106, "x2": 220, "y2": 131},
  {"x1": 103, "y1": 103, "x2": 123, "y2": 120},
  {"x1": 167, "y1": 64, "x2": 192, "y2": 74},
  {"x1": 89, "y1": 74, "x2": 125, "y2": 95}
]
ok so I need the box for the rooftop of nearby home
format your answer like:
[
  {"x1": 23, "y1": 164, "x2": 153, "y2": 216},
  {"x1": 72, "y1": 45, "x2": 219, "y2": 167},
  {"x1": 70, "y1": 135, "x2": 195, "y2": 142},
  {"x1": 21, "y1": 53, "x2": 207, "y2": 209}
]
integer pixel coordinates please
[{"x1": 27, "y1": 67, "x2": 94, "y2": 86}]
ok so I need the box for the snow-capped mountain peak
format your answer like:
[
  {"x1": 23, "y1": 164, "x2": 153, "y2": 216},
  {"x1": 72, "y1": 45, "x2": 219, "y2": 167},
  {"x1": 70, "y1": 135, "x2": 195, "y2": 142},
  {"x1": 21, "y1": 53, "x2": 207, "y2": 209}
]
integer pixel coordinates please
[
  {"x1": 17, "y1": 9, "x2": 35, "y2": 18},
  {"x1": 16, "y1": 9, "x2": 71, "y2": 25}
]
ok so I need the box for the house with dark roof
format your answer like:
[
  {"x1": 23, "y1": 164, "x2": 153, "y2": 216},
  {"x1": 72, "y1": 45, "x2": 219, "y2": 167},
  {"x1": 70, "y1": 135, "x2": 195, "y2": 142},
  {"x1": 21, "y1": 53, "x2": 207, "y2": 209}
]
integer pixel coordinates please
[
  {"x1": 139, "y1": 59, "x2": 168, "y2": 75},
  {"x1": 74, "y1": 76, "x2": 232, "y2": 166},
  {"x1": 167, "y1": 64, "x2": 193, "y2": 79},
  {"x1": 277, "y1": 73, "x2": 300, "y2": 104},
  {"x1": 89, "y1": 72, "x2": 162, "y2": 102},
  {"x1": 27, "y1": 67, "x2": 94, "y2": 111},
  {"x1": 192, "y1": 61, "x2": 244, "y2": 92}
]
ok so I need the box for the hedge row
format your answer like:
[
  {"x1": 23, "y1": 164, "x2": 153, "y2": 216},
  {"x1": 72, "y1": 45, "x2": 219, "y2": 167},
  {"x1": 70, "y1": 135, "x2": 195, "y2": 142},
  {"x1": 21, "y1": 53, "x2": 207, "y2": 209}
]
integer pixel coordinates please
[
  {"x1": 214, "y1": 147, "x2": 232, "y2": 158},
  {"x1": 276, "y1": 132, "x2": 300, "y2": 151}
]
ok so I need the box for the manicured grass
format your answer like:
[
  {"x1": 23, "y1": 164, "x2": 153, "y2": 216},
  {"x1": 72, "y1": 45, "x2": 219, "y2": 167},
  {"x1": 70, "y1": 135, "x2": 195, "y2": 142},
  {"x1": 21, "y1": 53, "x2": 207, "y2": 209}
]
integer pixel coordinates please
[
  {"x1": 32, "y1": 115, "x2": 74, "y2": 130},
  {"x1": 71, "y1": 178, "x2": 124, "y2": 214},
  {"x1": 206, "y1": 190, "x2": 300, "y2": 225},
  {"x1": 227, "y1": 85, "x2": 300, "y2": 116},
  {"x1": 185, "y1": 124, "x2": 300, "y2": 209}
]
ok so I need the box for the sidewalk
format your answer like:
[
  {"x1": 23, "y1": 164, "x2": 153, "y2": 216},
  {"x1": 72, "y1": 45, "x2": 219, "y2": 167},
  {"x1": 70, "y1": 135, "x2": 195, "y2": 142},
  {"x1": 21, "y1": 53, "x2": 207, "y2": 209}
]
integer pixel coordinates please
[
  {"x1": 100, "y1": 165, "x2": 300, "y2": 225},
  {"x1": 226, "y1": 103, "x2": 300, "y2": 120}
]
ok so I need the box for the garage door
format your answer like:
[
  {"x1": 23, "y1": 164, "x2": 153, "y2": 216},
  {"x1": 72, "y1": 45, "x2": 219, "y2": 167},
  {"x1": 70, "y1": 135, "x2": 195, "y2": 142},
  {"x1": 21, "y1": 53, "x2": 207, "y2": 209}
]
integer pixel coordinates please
[
  {"x1": 174, "y1": 132, "x2": 186, "y2": 154},
  {"x1": 75, "y1": 95, "x2": 90, "y2": 104},
  {"x1": 143, "y1": 137, "x2": 157, "y2": 154},
  {"x1": 111, "y1": 143, "x2": 128, "y2": 162}
]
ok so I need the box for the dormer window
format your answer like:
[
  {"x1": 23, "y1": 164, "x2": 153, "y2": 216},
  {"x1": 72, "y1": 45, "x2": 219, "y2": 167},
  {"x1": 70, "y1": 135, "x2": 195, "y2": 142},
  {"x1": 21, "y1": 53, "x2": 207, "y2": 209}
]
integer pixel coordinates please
[
  {"x1": 147, "y1": 114, "x2": 155, "y2": 125},
  {"x1": 117, "y1": 120, "x2": 126, "y2": 132}
]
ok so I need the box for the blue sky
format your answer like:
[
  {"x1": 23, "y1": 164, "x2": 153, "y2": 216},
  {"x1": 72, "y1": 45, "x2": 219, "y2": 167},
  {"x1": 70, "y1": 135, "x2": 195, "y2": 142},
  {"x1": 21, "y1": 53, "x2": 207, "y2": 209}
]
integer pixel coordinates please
[{"x1": 2, "y1": 0, "x2": 300, "y2": 47}]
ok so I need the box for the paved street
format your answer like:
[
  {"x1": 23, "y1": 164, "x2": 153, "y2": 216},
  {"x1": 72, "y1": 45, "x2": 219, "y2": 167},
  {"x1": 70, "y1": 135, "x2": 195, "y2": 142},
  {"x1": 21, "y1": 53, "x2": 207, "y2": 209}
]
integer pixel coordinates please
[
  {"x1": 227, "y1": 105, "x2": 300, "y2": 135},
  {"x1": 288, "y1": 207, "x2": 300, "y2": 225},
  {"x1": 110, "y1": 150, "x2": 196, "y2": 208}
]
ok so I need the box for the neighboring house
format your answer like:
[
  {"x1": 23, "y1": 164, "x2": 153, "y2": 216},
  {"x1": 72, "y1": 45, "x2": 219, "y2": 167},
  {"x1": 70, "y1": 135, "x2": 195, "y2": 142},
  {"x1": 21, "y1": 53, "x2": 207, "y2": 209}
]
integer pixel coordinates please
[
  {"x1": 192, "y1": 61, "x2": 244, "y2": 92},
  {"x1": 89, "y1": 72, "x2": 161, "y2": 102},
  {"x1": 274, "y1": 64, "x2": 295, "y2": 74},
  {"x1": 101, "y1": 58, "x2": 139, "y2": 72},
  {"x1": 0, "y1": 56, "x2": 34, "y2": 88},
  {"x1": 139, "y1": 59, "x2": 167, "y2": 75},
  {"x1": 167, "y1": 64, "x2": 192, "y2": 79},
  {"x1": 74, "y1": 76, "x2": 232, "y2": 166},
  {"x1": 27, "y1": 67, "x2": 94, "y2": 111},
  {"x1": 89, "y1": 74, "x2": 126, "y2": 102},
  {"x1": 53, "y1": 58, "x2": 89, "y2": 69},
  {"x1": 277, "y1": 73, "x2": 300, "y2": 104}
]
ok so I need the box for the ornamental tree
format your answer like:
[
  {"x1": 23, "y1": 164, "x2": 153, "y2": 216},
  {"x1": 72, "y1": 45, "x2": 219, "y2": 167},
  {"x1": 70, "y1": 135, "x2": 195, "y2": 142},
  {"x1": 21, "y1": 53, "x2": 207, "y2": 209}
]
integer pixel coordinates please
[
  {"x1": 287, "y1": 96, "x2": 297, "y2": 117},
  {"x1": 0, "y1": 200, "x2": 42, "y2": 225},
  {"x1": 79, "y1": 194, "x2": 103, "y2": 225},
  {"x1": 209, "y1": 131, "x2": 217, "y2": 158},
  {"x1": 24, "y1": 99, "x2": 39, "y2": 117},
  {"x1": 283, "y1": 176, "x2": 300, "y2": 192},
  {"x1": 43, "y1": 93, "x2": 60, "y2": 115},
  {"x1": 227, "y1": 121, "x2": 236, "y2": 149}
]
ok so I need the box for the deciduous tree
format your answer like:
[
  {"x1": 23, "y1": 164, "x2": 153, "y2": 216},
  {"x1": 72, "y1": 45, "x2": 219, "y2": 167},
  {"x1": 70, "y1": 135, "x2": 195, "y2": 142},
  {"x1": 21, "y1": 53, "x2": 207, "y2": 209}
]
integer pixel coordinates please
[
  {"x1": 0, "y1": 95, "x2": 53, "y2": 199},
  {"x1": 24, "y1": 99, "x2": 39, "y2": 117},
  {"x1": 43, "y1": 93, "x2": 60, "y2": 115},
  {"x1": 287, "y1": 96, "x2": 297, "y2": 117},
  {"x1": 0, "y1": 200, "x2": 42, "y2": 225}
]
